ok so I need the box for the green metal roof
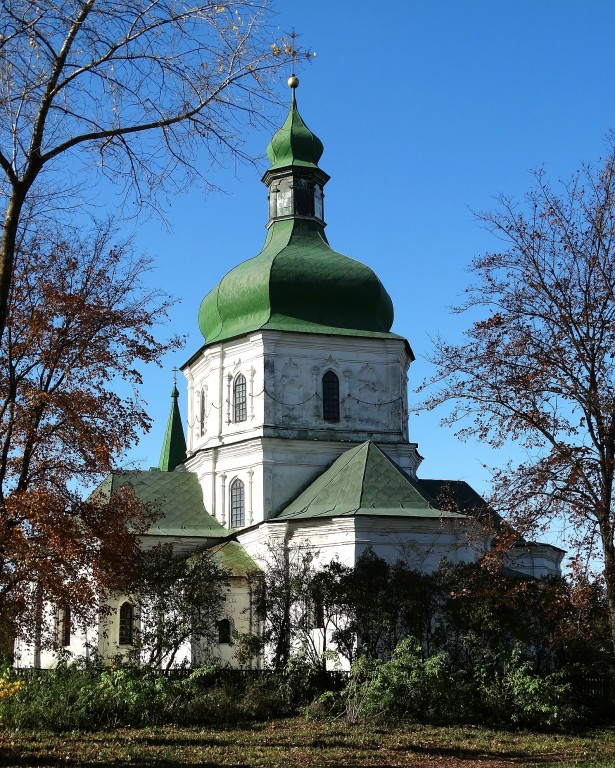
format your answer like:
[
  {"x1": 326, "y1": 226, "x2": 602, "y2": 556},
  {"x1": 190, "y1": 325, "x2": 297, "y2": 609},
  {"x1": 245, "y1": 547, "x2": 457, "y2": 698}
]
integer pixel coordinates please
[
  {"x1": 208, "y1": 541, "x2": 261, "y2": 576},
  {"x1": 196, "y1": 83, "x2": 406, "y2": 349},
  {"x1": 158, "y1": 384, "x2": 187, "y2": 471},
  {"x1": 275, "y1": 442, "x2": 468, "y2": 521},
  {"x1": 199, "y1": 217, "x2": 399, "y2": 345},
  {"x1": 106, "y1": 471, "x2": 228, "y2": 538},
  {"x1": 266, "y1": 87, "x2": 324, "y2": 171}
]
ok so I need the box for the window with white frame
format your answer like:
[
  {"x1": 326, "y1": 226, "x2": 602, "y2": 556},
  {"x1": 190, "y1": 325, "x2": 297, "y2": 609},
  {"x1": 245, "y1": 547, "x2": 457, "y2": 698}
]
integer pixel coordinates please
[
  {"x1": 230, "y1": 479, "x2": 245, "y2": 528},
  {"x1": 322, "y1": 370, "x2": 340, "y2": 422},
  {"x1": 233, "y1": 374, "x2": 247, "y2": 422}
]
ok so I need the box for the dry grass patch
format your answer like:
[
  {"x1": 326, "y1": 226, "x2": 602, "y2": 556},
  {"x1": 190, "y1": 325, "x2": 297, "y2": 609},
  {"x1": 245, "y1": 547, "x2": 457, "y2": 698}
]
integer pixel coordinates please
[{"x1": 0, "y1": 719, "x2": 613, "y2": 767}]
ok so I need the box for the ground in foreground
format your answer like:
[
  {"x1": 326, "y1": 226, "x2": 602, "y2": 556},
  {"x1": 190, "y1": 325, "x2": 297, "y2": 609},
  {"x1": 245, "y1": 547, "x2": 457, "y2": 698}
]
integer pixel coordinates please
[{"x1": 0, "y1": 719, "x2": 613, "y2": 767}]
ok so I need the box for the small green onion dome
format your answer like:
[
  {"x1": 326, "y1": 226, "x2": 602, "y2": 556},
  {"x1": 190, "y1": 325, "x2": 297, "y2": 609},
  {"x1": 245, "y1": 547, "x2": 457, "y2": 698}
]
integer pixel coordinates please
[{"x1": 266, "y1": 88, "x2": 324, "y2": 171}]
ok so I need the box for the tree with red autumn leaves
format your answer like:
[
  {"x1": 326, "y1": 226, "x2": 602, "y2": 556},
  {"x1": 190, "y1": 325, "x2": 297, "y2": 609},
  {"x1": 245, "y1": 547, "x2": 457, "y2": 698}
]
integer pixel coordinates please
[
  {"x1": 0, "y1": 219, "x2": 179, "y2": 642},
  {"x1": 423, "y1": 139, "x2": 615, "y2": 650}
]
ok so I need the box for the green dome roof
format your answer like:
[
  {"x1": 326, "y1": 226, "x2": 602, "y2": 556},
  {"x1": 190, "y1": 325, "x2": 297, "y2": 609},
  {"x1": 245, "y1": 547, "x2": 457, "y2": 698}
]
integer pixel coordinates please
[
  {"x1": 266, "y1": 89, "x2": 324, "y2": 170},
  {"x1": 199, "y1": 218, "x2": 395, "y2": 344},
  {"x1": 198, "y1": 83, "x2": 399, "y2": 347}
]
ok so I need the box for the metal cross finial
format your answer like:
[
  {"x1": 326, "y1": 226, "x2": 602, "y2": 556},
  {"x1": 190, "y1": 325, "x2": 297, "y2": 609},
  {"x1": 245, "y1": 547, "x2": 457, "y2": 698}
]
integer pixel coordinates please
[
  {"x1": 172, "y1": 366, "x2": 178, "y2": 385},
  {"x1": 289, "y1": 29, "x2": 298, "y2": 75}
]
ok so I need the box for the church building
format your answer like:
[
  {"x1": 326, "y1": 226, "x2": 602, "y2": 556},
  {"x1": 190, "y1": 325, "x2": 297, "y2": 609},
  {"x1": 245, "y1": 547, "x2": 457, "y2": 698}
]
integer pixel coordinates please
[{"x1": 15, "y1": 78, "x2": 563, "y2": 669}]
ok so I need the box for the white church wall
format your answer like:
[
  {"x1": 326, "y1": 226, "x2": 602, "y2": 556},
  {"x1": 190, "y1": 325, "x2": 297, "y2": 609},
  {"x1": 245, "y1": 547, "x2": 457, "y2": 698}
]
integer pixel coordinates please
[
  {"x1": 354, "y1": 517, "x2": 489, "y2": 572},
  {"x1": 183, "y1": 330, "x2": 415, "y2": 453},
  {"x1": 238, "y1": 517, "x2": 488, "y2": 575},
  {"x1": 14, "y1": 601, "x2": 100, "y2": 669},
  {"x1": 193, "y1": 576, "x2": 258, "y2": 668},
  {"x1": 504, "y1": 543, "x2": 564, "y2": 578},
  {"x1": 184, "y1": 333, "x2": 266, "y2": 454},
  {"x1": 186, "y1": 435, "x2": 424, "y2": 531},
  {"x1": 261, "y1": 331, "x2": 412, "y2": 444}
]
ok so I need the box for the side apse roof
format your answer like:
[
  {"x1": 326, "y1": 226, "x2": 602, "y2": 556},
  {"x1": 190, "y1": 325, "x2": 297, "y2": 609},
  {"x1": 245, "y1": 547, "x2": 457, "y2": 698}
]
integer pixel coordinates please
[
  {"x1": 107, "y1": 470, "x2": 227, "y2": 538},
  {"x1": 208, "y1": 541, "x2": 260, "y2": 576},
  {"x1": 275, "y1": 441, "x2": 468, "y2": 521}
]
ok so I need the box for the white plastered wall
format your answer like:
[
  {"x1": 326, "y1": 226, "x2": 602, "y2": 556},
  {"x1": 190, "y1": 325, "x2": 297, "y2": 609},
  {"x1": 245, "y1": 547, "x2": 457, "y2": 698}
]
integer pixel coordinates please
[{"x1": 183, "y1": 330, "x2": 421, "y2": 529}]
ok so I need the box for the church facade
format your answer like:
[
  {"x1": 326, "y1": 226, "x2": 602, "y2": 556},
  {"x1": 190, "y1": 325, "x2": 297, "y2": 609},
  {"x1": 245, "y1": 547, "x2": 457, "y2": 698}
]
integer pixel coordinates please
[{"x1": 15, "y1": 80, "x2": 563, "y2": 669}]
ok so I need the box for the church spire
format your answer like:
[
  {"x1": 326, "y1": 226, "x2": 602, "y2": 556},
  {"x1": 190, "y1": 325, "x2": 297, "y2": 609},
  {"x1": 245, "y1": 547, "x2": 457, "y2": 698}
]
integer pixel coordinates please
[
  {"x1": 158, "y1": 371, "x2": 187, "y2": 471},
  {"x1": 262, "y1": 76, "x2": 330, "y2": 228}
]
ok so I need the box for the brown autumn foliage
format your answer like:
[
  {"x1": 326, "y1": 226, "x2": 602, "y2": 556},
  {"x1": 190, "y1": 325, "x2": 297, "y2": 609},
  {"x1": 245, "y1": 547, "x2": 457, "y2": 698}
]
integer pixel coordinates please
[
  {"x1": 422, "y1": 138, "x2": 615, "y2": 650},
  {"x1": 0, "y1": 220, "x2": 180, "y2": 641}
]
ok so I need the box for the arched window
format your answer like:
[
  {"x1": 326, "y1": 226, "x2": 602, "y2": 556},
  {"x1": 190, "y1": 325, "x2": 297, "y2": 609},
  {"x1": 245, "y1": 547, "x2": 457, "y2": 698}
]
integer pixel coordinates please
[
  {"x1": 230, "y1": 479, "x2": 245, "y2": 528},
  {"x1": 60, "y1": 604, "x2": 71, "y2": 647},
  {"x1": 233, "y1": 374, "x2": 247, "y2": 422},
  {"x1": 217, "y1": 618, "x2": 232, "y2": 644},
  {"x1": 322, "y1": 370, "x2": 340, "y2": 422},
  {"x1": 119, "y1": 602, "x2": 134, "y2": 645}
]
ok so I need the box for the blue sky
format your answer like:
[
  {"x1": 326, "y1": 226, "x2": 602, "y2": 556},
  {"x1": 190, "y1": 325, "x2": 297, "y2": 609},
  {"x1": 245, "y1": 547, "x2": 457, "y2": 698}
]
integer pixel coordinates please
[{"x1": 125, "y1": 1, "x2": 615, "y2": 550}]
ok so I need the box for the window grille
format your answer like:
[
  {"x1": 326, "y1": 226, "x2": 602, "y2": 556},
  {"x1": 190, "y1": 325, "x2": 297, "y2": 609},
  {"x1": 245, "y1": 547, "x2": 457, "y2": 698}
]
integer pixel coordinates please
[
  {"x1": 233, "y1": 374, "x2": 247, "y2": 422},
  {"x1": 119, "y1": 602, "x2": 134, "y2": 645},
  {"x1": 322, "y1": 370, "x2": 340, "y2": 421},
  {"x1": 230, "y1": 479, "x2": 245, "y2": 528},
  {"x1": 61, "y1": 605, "x2": 71, "y2": 647}
]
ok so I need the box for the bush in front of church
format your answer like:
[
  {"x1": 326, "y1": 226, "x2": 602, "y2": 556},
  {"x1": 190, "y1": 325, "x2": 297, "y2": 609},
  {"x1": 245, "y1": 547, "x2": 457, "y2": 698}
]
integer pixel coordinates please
[
  {"x1": 309, "y1": 638, "x2": 581, "y2": 730},
  {"x1": 0, "y1": 660, "x2": 304, "y2": 730}
]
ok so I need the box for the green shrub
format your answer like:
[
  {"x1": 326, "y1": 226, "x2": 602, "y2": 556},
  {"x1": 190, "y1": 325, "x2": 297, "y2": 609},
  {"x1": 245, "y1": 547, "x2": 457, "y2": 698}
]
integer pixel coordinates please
[
  {"x1": 479, "y1": 646, "x2": 579, "y2": 729},
  {"x1": 0, "y1": 661, "x2": 311, "y2": 731},
  {"x1": 329, "y1": 638, "x2": 582, "y2": 730},
  {"x1": 341, "y1": 638, "x2": 474, "y2": 724}
]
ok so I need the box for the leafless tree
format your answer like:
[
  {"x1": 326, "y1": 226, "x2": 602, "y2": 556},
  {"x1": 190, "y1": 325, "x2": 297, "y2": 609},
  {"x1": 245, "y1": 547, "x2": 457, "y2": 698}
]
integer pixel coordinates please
[
  {"x1": 0, "y1": 0, "x2": 303, "y2": 340},
  {"x1": 421, "y1": 138, "x2": 615, "y2": 649}
]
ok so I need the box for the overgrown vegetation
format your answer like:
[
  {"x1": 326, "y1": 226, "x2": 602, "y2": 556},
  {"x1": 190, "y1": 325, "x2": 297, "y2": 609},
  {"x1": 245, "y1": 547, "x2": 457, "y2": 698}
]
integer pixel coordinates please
[
  {"x1": 1, "y1": 552, "x2": 612, "y2": 733},
  {"x1": 310, "y1": 638, "x2": 580, "y2": 730},
  {"x1": 0, "y1": 662, "x2": 314, "y2": 731},
  {"x1": 125, "y1": 545, "x2": 230, "y2": 670}
]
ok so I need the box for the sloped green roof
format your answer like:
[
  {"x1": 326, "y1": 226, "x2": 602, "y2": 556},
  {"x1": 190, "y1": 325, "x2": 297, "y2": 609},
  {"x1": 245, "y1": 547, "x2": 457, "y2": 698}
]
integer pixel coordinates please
[
  {"x1": 276, "y1": 442, "x2": 468, "y2": 521},
  {"x1": 199, "y1": 218, "x2": 400, "y2": 346},
  {"x1": 158, "y1": 384, "x2": 187, "y2": 471},
  {"x1": 108, "y1": 471, "x2": 227, "y2": 538},
  {"x1": 208, "y1": 541, "x2": 261, "y2": 577}
]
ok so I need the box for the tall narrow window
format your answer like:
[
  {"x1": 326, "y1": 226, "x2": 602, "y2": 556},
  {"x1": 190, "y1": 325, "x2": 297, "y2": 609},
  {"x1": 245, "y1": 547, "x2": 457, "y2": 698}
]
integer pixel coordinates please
[
  {"x1": 119, "y1": 602, "x2": 134, "y2": 645},
  {"x1": 61, "y1": 604, "x2": 71, "y2": 647},
  {"x1": 322, "y1": 370, "x2": 340, "y2": 422},
  {"x1": 295, "y1": 178, "x2": 312, "y2": 216},
  {"x1": 233, "y1": 374, "x2": 247, "y2": 422},
  {"x1": 217, "y1": 618, "x2": 232, "y2": 644},
  {"x1": 200, "y1": 389, "x2": 206, "y2": 436},
  {"x1": 230, "y1": 479, "x2": 245, "y2": 528},
  {"x1": 314, "y1": 185, "x2": 324, "y2": 220}
]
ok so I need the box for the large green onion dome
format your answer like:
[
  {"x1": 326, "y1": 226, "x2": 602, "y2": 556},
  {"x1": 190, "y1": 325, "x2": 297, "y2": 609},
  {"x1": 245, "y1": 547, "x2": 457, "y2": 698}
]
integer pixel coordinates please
[{"x1": 198, "y1": 80, "x2": 397, "y2": 346}]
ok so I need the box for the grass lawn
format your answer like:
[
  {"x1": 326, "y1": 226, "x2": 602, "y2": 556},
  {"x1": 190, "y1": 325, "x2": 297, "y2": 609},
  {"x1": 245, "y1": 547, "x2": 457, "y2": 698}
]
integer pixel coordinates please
[{"x1": 0, "y1": 719, "x2": 614, "y2": 767}]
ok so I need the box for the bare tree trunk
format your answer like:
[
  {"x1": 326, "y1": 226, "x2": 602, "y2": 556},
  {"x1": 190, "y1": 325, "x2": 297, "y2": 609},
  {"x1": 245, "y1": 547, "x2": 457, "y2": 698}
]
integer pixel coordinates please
[
  {"x1": 0, "y1": 191, "x2": 26, "y2": 344},
  {"x1": 601, "y1": 533, "x2": 615, "y2": 654}
]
